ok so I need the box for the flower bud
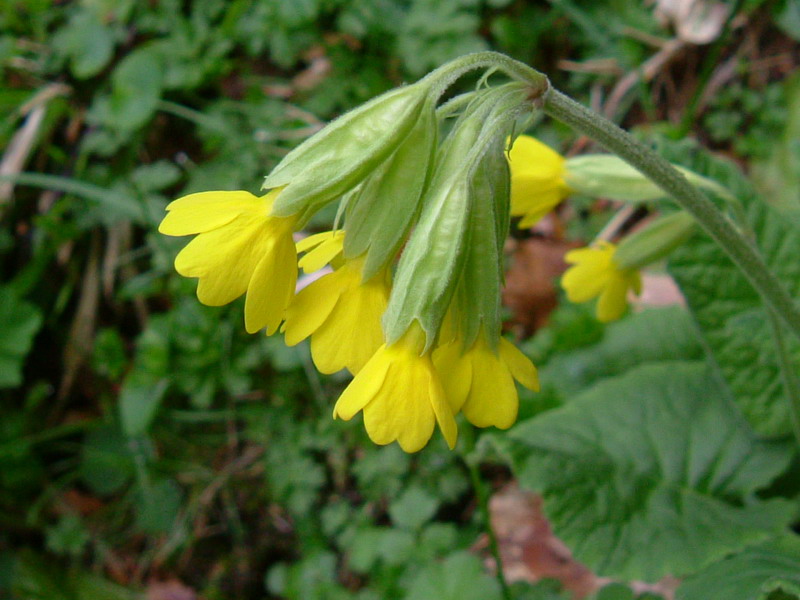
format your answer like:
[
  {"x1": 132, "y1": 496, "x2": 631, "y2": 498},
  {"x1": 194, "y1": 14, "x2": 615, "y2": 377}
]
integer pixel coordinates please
[
  {"x1": 342, "y1": 104, "x2": 438, "y2": 280},
  {"x1": 264, "y1": 81, "x2": 434, "y2": 217},
  {"x1": 564, "y1": 154, "x2": 731, "y2": 203},
  {"x1": 613, "y1": 211, "x2": 696, "y2": 270},
  {"x1": 383, "y1": 84, "x2": 530, "y2": 348}
]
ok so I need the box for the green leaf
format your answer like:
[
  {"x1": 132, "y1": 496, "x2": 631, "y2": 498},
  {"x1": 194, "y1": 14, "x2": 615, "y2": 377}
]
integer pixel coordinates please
[
  {"x1": 501, "y1": 362, "x2": 794, "y2": 582},
  {"x1": 108, "y1": 48, "x2": 163, "y2": 130},
  {"x1": 405, "y1": 551, "x2": 502, "y2": 600},
  {"x1": 677, "y1": 535, "x2": 800, "y2": 600},
  {"x1": 52, "y1": 11, "x2": 115, "y2": 79},
  {"x1": 133, "y1": 477, "x2": 183, "y2": 535},
  {"x1": 669, "y1": 192, "x2": 800, "y2": 437},
  {"x1": 0, "y1": 288, "x2": 42, "y2": 388},
  {"x1": 389, "y1": 486, "x2": 439, "y2": 530},
  {"x1": 541, "y1": 307, "x2": 703, "y2": 398},
  {"x1": 79, "y1": 426, "x2": 134, "y2": 495},
  {"x1": 119, "y1": 377, "x2": 169, "y2": 437}
]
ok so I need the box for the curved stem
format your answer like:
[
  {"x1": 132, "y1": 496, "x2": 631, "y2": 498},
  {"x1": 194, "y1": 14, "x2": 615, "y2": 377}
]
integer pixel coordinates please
[
  {"x1": 422, "y1": 51, "x2": 549, "y2": 99},
  {"x1": 543, "y1": 88, "x2": 800, "y2": 341}
]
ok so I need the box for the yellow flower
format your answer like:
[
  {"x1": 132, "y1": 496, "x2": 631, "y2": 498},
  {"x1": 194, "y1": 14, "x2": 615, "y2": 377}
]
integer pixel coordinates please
[
  {"x1": 561, "y1": 241, "x2": 642, "y2": 322},
  {"x1": 284, "y1": 232, "x2": 391, "y2": 374},
  {"x1": 333, "y1": 323, "x2": 457, "y2": 453},
  {"x1": 507, "y1": 135, "x2": 571, "y2": 227},
  {"x1": 158, "y1": 189, "x2": 298, "y2": 335},
  {"x1": 433, "y1": 332, "x2": 539, "y2": 429}
]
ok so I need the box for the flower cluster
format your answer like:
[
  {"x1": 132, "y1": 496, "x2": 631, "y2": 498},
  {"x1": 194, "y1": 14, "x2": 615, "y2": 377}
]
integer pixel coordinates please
[
  {"x1": 161, "y1": 75, "x2": 541, "y2": 452},
  {"x1": 160, "y1": 58, "x2": 706, "y2": 449}
]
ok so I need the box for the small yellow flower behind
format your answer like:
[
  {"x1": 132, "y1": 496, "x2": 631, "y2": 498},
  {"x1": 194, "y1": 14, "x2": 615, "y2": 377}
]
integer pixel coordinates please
[
  {"x1": 284, "y1": 231, "x2": 390, "y2": 375},
  {"x1": 333, "y1": 323, "x2": 457, "y2": 453},
  {"x1": 507, "y1": 135, "x2": 571, "y2": 228},
  {"x1": 434, "y1": 332, "x2": 539, "y2": 429},
  {"x1": 158, "y1": 189, "x2": 298, "y2": 335},
  {"x1": 561, "y1": 241, "x2": 642, "y2": 322}
]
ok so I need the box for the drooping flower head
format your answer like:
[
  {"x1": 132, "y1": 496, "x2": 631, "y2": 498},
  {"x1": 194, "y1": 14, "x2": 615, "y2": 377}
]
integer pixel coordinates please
[
  {"x1": 333, "y1": 322, "x2": 457, "y2": 453},
  {"x1": 507, "y1": 135, "x2": 571, "y2": 228},
  {"x1": 561, "y1": 241, "x2": 642, "y2": 322},
  {"x1": 284, "y1": 231, "x2": 391, "y2": 375},
  {"x1": 158, "y1": 189, "x2": 298, "y2": 334}
]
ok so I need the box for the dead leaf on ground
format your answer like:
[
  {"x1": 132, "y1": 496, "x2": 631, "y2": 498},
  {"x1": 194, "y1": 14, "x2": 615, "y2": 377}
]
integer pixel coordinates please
[
  {"x1": 504, "y1": 237, "x2": 578, "y2": 335},
  {"x1": 479, "y1": 483, "x2": 680, "y2": 600},
  {"x1": 147, "y1": 579, "x2": 199, "y2": 600}
]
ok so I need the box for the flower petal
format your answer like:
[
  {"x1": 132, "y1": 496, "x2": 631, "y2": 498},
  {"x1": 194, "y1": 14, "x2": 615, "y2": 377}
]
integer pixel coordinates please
[
  {"x1": 428, "y1": 374, "x2": 457, "y2": 449},
  {"x1": 463, "y1": 355, "x2": 518, "y2": 429},
  {"x1": 159, "y1": 191, "x2": 264, "y2": 236},
  {"x1": 499, "y1": 338, "x2": 539, "y2": 391},
  {"x1": 363, "y1": 359, "x2": 436, "y2": 452},
  {"x1": 298, "y1": 231, "x2": 345, "y2": 273},
  {"x1": 175, "y1": 212, "x2": 271, "y2": 306},
  {"x1": 596, "y1": 272, "x2": 630, "y2": 322},
  {"x1": 283, "y1": 270, "x2": 345, "y2": 345},
  {"x1": 310, "y1": 271, "x2": 389, "y2": 374},
  {"x1": 244, "y1": 231, "x2": 297, "y2": 334},
  {"x1": 433, "y1": 341, "x2": 473, "y2": 413},
  {"x1": 333, "y1": 347, "x2": 391, "y2": 420}
]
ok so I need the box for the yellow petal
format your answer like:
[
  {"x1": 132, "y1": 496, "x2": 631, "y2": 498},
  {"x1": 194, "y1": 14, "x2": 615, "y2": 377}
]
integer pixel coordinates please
[
  {"x1": 310, "y1": 270, "x2": 389, "y2": 374},
  {"x1": 362, "y1": 358, "x2": 436, "y2": 452},
  {"x1": 244, "y1": 231, "x2": 297, "y2": 334},
  {"x1": 333, "y1": 347, "x2": 391, "y2": 420},
  {"x1": 596, "y1": 272, "x2": 630, "y2": 322},
  {"x1": 433, "y1": 341, "x2": 473, "y2": 413},
  {"x1": 499, "y1": 338, "x2": 540, "y2": 391},
  {"x1": 283, "y1": 270, "x2": 345, "y2": 345},
  {"x1": 561, "y1": 263, "x2": 608, "y2": 303},
  {"x1": 428, "y1": 374, "x2": 458, "y2": 449},
  {"x1": 298, "y1": 231, "x2": 345, "y2": 273},
  {"x1": 463, "y1": 354, "x2": 518, "y2": 429},
  {"x1": 159, "y1": 191, "x2": 265, "y2": 236},
  {"x1": 175, "y1": 212, "x2": 271, "y2": 306},
  {"x1": 507, "y1": 135, "x2": 565, "y2": 179}
]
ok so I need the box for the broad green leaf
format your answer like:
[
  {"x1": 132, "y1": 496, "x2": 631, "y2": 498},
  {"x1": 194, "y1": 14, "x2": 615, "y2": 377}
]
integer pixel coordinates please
[
  {"x1": 119, "y1": 377, "x2": 169, "y2": 437},
  {"x1": 79, "y1": 426, "x2": 134, "y2": 495},
  {"x1": 52, "y1": 12, "x2": 115, "y2": 79},
  {"x1": 133, "y1": 477, "x2": 183, "y2": 535},
  {"x1": 541, "y1": 307, "x2": 703, "y2": 397},
  {"x1": 677, "y1": 535, "x2": 800, "y2": 600},
  {"x1": 0, "y1": 288, "x2": 42, "y2": 388},
  {"x1": 404, "y1": 551, "x2": 502, "y2": 600},
  {"x1": 501, "y1": 362, "x2": 794, "y2": 582},
  {"x1": 388, "y1": 486, "x2": 439, "y2": 531},
  {"x1": 108, "y1": 48, "x2": 163, "y2": 130},
  {"x1": 668, "y1": 193, "x2": 800, "y2": 437}
]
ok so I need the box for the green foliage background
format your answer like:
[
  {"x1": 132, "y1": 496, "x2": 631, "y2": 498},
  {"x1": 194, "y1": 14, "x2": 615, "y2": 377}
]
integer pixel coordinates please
[{"x1": 2, "y1": 0, "x2": 800, "y2": 599}]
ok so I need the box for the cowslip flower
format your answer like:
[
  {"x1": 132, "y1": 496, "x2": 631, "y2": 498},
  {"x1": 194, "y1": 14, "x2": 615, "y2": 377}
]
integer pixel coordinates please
[
  {"x1": 507, "y1": 134, "x2": 570, "y2": 228},
  {"x1": 284, "y1": 231, "x2": 390, "y2": 374},
  {"x1": 561, "y1": 241, "x2": 642, "y2": 322},
  {"x1": 434, "y1": 331, "x2": 539, "y2": 429},
  {"x1": 333, "y1": 323, "x2": 457, "y2": 453},
  {"x1": 158, "y1": 189, "x2": 298, "y2": 334}
]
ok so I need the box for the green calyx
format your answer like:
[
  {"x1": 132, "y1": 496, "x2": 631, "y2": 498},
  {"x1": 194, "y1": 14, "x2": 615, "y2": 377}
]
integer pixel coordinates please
[
  {"x1": 382, "y1": 84, "x2": 532, "y2": 350},
  {"x1": 614, "y1": 211, "x2": 697, "y2": 270},
  {"x1": 564, "y1": 154, "x2": 735, "y2": 204},
  {"x1": 264, "y1": 80, "x2": 434, "y2": 217},
  {"x1": 342, "y1": 101, "x2": 438, "y2": 281}
]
